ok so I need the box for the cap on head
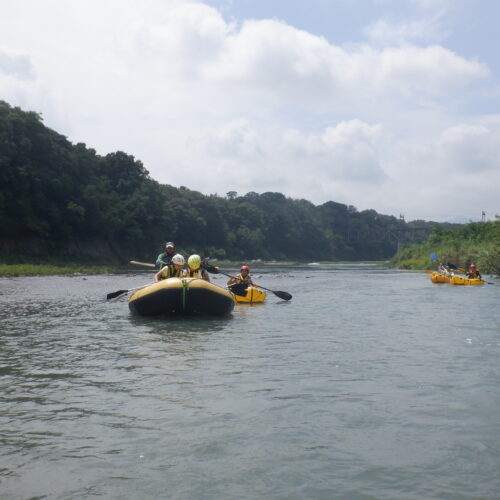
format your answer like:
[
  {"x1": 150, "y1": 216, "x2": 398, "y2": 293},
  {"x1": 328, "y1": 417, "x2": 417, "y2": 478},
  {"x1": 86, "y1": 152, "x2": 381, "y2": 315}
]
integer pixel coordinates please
[
  {"x1": 165, "y1": 241, "x2": 175, "y2": 249},
  {"x1": 188, "y1": 254, "x2": 201, "y2": 269},
  {"x1": 240, "y1": 265, "x2": 250, "y2": 272},
  {"x1": 172, "y1": 254, "x2": 185, "y2": 265},
  {"x1": 470, "y1": 264, "x2": 476, "y2": 268}
]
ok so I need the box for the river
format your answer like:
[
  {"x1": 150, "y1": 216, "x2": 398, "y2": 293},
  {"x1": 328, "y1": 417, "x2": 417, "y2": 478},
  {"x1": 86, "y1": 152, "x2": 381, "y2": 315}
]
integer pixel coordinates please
[{"x1": 0, "y1": 264, "x2": 498, "y2": 499}]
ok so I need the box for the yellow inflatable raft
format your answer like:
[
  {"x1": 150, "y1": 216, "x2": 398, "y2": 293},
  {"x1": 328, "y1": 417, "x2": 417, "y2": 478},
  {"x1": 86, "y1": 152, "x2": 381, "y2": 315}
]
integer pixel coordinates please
[
  {"x1": 449, "y1": 275, "x2": 485, "y2": 286},
  {"x1": 128, "y1": 278, "x2": 235, "y2": 316},
  {"x1": 430, "y1": 272, "x2": 451, "y2": 283},
  {"x1": 233, "y1": 286, "x2": 266, "y2": 304}
]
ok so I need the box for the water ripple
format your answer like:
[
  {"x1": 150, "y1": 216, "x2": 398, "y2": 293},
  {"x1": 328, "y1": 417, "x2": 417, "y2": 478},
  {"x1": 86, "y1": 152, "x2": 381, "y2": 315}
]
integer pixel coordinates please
[{"x1": 0, "y1": 269, "x2": 499, "y2": 499}]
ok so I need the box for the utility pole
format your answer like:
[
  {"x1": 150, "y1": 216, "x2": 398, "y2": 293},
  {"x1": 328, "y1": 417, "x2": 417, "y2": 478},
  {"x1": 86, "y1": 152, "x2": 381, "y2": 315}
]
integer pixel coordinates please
[
  {"x1": 482, "y1": 211, "x2": 486, "y2": 222},
  {"x1": 386, "y1": 230, "x2": 402, "y2": 253}
]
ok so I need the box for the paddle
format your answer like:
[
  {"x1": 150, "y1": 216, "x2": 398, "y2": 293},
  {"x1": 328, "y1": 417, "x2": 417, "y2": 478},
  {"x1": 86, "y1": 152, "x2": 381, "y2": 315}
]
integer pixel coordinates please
[
  {"x1": 204, "y1": 264, "x2": 292, "y2": 301},
  {"x1": 228, "y1": 282, "x2": 249, "y2": 297},
  {"x1": 129, "y1": 260, "x2": 156, "y2": 268},
  {"x1": 429, "y1": 252, "x2": 440, "y2": 264},
  {"x1": 106, "y1": 283, "x2": 150, "y2": 301}
]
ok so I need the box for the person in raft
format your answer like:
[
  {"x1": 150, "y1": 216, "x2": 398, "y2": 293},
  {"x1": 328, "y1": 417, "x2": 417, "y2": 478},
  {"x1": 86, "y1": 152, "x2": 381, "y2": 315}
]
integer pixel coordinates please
[
  {"x1": 156, "y1": 241, "x2": 176, "y2": 268},
  {"x1": 182, "y1": 254, "x2": 210, "y2": 281},
  {"x1": 227, "y1": 265, "x2": 254, "y2": 287},
  {"x1": 154, "y1": 254, "x2": 185, "y2": 282},
  {"x1": 466, "y1": 264, "x2": 482, "y2": 279},
  {"x1": 438, "y1": 263, "x2": 453, "y2": 276}
]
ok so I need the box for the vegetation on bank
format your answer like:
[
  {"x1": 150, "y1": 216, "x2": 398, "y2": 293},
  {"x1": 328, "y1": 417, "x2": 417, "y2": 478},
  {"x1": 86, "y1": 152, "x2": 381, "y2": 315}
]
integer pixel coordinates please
[
  {"x1": 0, "y1": 264, "x2": 116, "y2": 277},
  {"x1": 0, "y1": 260, "x2": 388, "y2": 277},
  {"x1": 391, "y1": 219, "x2": 500, "y2": 276},
  {"x1": 1, "y1": 100, "x2": 458, "y2": 264}
]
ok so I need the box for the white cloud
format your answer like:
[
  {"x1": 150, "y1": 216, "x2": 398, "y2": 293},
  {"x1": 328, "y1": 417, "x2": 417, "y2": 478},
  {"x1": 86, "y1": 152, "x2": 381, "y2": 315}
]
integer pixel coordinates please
[
  {"x1": 438, "y1": 123, "x2": 500, "y2": 173},
  {"x1": 0, "y1": 0, "x2": 497, "y2": 221},
  {"x1": 364, "y1": 15, "x2": 446, "y2": 45},
  {"x1": 0, "y1": 48, "x2": 34, "y2": 79}
]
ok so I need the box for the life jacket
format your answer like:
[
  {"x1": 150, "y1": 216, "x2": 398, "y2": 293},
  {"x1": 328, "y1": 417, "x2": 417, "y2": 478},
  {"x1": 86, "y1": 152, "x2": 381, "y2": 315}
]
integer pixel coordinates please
[
  {"x1": 235, "y1": 273, "x2": 252, "y2": 285},
  {"x1": 184, "y1": 268, "x2": 207, "y2": 279},
  {"x1": 467, "y1": 269, "x2": 480, "y2": 279},
  {"x1": 159, "y1": 264, "x2": 182, "y2": 280}
]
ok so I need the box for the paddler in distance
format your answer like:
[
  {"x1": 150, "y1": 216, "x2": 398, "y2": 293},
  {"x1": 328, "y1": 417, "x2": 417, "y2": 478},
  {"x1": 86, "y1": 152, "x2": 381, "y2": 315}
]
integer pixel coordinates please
[
  {"x1": 466, "y1": 264, "x2": 482, "y2": 279},
  {"x1": 227, "y1": 265, "x2": 255, "y2": 287}
]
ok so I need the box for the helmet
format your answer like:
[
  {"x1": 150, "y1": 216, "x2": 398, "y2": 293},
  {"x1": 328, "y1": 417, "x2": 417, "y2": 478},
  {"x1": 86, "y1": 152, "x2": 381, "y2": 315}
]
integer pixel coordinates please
[
  {"x1": 188, "y1": 254, "x2": 201, "y2": 269},
  {"x1": 470, "y1": 264, "x2": 476, "y2": 268},
  {"x1": 240, "y1": 265, "x2": 250, "y2": 272},
  {"x1": 172, "y1": 254, "x2": 185, "y2": 265},
  {"x1": 165, "y1": 241, "x2": 175, "y2": 249}
]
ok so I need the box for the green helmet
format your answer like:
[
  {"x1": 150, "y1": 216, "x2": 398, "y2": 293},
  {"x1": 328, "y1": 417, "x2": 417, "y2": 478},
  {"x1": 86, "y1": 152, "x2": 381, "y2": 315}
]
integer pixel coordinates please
[{"x1": 187, "y1": 254, "x2": 201, "y2": 270}]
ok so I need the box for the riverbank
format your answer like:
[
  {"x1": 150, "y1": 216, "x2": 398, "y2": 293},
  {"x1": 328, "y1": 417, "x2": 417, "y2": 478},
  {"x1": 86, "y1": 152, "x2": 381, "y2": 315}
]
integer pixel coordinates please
[
  {"x1": 0, "y1": 260, "x2": 389, "y2": 277},
  {"x1": 0, "y1": 264, "x2": 117, "y2": 277}
]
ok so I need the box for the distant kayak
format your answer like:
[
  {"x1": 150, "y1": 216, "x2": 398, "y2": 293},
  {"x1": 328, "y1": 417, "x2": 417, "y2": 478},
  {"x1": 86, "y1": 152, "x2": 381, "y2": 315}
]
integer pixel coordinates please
[
  {"x1": 449, "y1": 275, "x2": 485, "y2": 286},
  {"x1": 128, "y1": 278, "x2": 235, "y2": 316},
  {"x1": 233, "y1": 286, "x2": 266, "y2": 304}
]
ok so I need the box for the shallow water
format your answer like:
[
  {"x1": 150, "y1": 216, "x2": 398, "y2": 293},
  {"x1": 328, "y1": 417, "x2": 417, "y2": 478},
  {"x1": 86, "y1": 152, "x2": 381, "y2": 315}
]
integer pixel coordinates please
[{"x1": 0, "y1": 264, "x2": 499, "y2": 499}]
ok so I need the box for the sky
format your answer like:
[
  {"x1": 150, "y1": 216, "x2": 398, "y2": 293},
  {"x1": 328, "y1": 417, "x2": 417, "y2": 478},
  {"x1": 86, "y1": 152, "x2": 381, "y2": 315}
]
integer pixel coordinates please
[{"x1": 1, "y1": 0, "x2": 499, "y2": 222}]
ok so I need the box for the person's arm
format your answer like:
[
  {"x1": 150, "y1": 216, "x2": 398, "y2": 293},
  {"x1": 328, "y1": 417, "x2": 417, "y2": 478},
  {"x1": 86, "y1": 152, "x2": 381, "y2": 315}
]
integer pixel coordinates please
[
  {"x1": 156, "y1": 253, "x2": 165, "y2": 267},
  {"x1": 154, "y1": 269, "x2": 163, "y2": 282},
  {"x1": 203, "y1": 270, "x2": 210, "y2": 282}
]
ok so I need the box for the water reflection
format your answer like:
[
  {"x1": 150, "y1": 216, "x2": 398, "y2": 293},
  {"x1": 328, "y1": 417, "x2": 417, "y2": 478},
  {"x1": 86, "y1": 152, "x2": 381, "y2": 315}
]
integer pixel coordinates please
[{"x1": 129, "y1": 313, "x2": 233, "y2": 336}]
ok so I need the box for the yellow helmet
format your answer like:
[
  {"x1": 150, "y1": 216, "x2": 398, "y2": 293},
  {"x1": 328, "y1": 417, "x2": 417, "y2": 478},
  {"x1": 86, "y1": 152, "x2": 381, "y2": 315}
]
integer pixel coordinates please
[{"x1": 187, "y1": 254, "x2": 201, "y2": 269}]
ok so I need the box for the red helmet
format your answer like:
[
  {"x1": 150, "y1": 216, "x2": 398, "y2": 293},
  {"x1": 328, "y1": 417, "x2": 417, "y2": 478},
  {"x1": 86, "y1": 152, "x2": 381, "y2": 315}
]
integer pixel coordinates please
[
  {"x1": 240, "y1": 265, "x2": 250, "y2": 272},
  {"x1": 470, "y1": 264, "x2": 476, "y2": 268}
]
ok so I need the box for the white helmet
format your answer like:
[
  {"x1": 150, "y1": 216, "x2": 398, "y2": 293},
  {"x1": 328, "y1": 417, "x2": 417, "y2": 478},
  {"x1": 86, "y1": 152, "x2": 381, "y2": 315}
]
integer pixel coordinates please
[{"x1": 172, "y1": 254, "x2": 185, "y2": 265}]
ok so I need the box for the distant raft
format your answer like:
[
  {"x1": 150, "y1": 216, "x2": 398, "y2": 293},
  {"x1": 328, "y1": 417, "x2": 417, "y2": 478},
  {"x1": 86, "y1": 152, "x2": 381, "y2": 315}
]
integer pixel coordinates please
[
  {"x1": 233, "y1": 286, "x2": 266, "y2": 304},
  {"x1": 449, "y1": 275, "x2": 485, "y2": 286},
  {"x1": 430, "y1": 272, "x2": 451, "y2": 283},
  {"x1": 128, "y1": 277, "x2": 235, "y2": 316}
]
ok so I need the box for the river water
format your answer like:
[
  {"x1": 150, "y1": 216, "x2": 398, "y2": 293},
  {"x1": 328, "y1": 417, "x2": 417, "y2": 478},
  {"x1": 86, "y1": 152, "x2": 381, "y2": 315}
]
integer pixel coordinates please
[{"x1": 0, "y1": 264, "x2": 498, "y2": 500}]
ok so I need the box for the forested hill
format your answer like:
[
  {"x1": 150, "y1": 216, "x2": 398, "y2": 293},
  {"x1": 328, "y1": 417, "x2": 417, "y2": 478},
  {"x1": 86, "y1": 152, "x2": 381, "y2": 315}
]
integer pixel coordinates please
[{"x1": 0, "y1": 101, "x2": 456, "y2": 264}]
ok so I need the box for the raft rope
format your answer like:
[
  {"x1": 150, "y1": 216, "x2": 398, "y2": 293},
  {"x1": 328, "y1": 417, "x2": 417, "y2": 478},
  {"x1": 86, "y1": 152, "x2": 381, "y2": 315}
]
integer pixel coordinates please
[
  {"x1": 181, "y1": 278, "x2": 207, "y2": 311},
  {"x1": 181, "y1": 279, "x2": 189, "y2": 311}
]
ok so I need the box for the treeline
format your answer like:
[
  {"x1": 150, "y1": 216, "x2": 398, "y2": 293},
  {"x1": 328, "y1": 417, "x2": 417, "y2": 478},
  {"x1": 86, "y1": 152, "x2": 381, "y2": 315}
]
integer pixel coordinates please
[
  {"x1": 0, "y1": 101, "x2": 452, "y2": 264},
  {"x1": 391, "y1": 220, "x2": 500, "y2": 275}
]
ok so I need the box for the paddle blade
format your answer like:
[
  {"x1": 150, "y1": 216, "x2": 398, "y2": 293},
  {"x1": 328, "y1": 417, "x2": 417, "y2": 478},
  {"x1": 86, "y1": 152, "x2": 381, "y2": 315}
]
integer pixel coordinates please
[
  {"x1": 228, "y1": 283, "x2": 248, "y2": 297},
  {"x1": 273, "y1": 290, "x2": 292, "y2": 301},
  {"x1": 204, "y1": 264, "x2": 220, "y2": 274},
  {"x1": 429, "y1": 253, "x2": 437, "y2": 260},
  {"x1": 106, "y1": 289, "x2": 128, "y2": 300}
]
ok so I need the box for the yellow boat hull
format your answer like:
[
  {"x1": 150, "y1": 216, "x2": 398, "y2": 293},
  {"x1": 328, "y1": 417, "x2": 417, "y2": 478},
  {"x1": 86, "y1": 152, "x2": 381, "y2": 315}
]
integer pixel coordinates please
[
  {"x1": 450, "y1": 275, "x2": 485, "y2": 286},
  {"x1": 430, "y1": 272, "x2": 451, "y2": 283},
  {"x1": 233, "y1": 286, "x2": 266, "y2": 303}
]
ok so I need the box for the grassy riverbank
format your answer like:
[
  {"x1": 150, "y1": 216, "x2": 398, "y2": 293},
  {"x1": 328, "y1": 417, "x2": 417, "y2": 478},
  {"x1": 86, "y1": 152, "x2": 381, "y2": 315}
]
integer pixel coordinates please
[
  {"x1": 0, "y1": 264, "x2": 117, "y2": 277},
  {"x1": 391, "y1": 220, "x2": 500, "y2": 275}
]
